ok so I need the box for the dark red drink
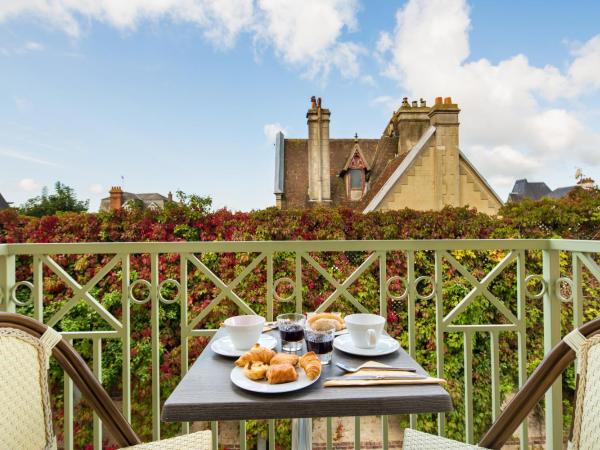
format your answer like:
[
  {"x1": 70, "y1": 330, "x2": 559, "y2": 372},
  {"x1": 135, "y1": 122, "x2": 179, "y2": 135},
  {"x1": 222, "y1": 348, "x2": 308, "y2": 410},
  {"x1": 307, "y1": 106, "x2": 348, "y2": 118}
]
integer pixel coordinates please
[
  {"x1": 305, "y1": 336, "x2": 334, "y2": 354},
  {"x1": 279, "y1": 324, "x2": 304, "y2": 343}
]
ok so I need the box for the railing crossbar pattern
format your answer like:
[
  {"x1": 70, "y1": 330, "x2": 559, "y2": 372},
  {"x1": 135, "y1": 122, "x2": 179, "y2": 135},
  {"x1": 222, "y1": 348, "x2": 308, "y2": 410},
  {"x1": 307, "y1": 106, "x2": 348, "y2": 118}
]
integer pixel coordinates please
[{"x1": 1, "y1": 239, "x2": 599, "y2": 449}]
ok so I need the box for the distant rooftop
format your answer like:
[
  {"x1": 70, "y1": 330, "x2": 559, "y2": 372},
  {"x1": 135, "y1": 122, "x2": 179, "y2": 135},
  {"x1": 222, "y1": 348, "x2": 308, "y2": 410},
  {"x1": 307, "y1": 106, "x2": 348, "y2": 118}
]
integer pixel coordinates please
[
  {"x1": 507, "y1": 178, "x2": 591, "y2": 202},
  {"x1": 0, "y1": 193, "x2": 12, "y2": 210},
  {"x1": 99, "y1": 190, "x2": 169, "y2": 212}
]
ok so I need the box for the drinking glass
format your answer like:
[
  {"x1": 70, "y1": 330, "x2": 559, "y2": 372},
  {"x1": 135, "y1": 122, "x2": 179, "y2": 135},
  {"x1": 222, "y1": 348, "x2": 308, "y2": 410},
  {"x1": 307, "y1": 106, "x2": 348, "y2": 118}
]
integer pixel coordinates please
[
  {"x1": 277, "y1": 313, "x2": 306, "y2": 352},
  {"x1": 304, "y1": 323, "x2": 335, "y2": 364}
]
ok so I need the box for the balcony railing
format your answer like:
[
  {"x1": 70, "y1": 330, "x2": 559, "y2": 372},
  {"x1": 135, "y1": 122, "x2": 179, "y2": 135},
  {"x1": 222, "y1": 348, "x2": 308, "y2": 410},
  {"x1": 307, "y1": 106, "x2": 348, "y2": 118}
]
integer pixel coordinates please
[{"x1": 1, "y1": 239, "x2": 599, "y2": 449}]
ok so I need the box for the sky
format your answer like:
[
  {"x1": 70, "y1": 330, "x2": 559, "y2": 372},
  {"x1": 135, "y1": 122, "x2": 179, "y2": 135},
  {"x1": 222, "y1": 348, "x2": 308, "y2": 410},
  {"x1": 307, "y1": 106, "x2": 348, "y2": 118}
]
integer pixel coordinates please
[{"x1": 1, "y1": 0, "x2": 599, "y2": 212}]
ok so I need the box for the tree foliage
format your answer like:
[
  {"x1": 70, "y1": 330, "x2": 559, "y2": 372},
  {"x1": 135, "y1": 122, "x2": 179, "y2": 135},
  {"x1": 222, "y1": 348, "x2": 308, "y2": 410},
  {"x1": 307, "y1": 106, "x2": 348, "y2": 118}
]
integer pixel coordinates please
[{"x1": 19, "y1": 181, "x2": 89, "y2": 217}]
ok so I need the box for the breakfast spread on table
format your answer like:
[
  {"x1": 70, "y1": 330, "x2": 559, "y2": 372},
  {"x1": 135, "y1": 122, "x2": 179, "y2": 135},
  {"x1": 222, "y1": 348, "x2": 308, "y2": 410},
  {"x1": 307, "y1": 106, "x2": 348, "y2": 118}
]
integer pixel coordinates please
[
  {"x1": 222, "y1": 311, "x2": 445, "y2": 393},
  {"x1": 234, "y1": 344, "x2": 322, "y2": 384}
]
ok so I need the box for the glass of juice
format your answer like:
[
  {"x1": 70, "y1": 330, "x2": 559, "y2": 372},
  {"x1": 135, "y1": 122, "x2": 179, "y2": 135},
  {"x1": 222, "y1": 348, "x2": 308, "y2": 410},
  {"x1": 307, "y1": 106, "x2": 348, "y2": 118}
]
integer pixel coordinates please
[
  {"x1": 304, "y1": 322, "x2": 335, "y2": 364},
  {"x1": 277, "y1": 313, "x2": 306, "y2": 352}
]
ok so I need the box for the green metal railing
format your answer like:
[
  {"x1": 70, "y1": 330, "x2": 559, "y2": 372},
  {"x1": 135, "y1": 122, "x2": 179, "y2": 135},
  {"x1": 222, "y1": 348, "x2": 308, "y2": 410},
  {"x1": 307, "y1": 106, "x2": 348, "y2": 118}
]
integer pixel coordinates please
[{"x1": 0, "y1": 239, "x2": 599, "y2": 449}]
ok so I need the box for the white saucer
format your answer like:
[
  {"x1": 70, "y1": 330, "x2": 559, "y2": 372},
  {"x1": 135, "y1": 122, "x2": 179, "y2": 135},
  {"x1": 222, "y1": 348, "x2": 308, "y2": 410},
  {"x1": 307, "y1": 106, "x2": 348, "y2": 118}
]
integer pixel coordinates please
[
  {"x1": 211, "y1": 334, "x2": 277, "y2": 357},
  {"x1": 333, "y1": 334, "x2": 400, "y2": 357},
  {"x1": 230, "y1": 366, "x2": 320, "y2": 394}
]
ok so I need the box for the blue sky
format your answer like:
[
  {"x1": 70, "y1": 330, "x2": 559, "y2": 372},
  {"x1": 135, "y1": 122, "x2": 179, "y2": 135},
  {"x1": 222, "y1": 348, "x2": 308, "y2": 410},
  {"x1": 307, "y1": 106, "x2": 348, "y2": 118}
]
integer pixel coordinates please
[{"x1": 1, "y1": 0, "x2": 599, "y2": 211}]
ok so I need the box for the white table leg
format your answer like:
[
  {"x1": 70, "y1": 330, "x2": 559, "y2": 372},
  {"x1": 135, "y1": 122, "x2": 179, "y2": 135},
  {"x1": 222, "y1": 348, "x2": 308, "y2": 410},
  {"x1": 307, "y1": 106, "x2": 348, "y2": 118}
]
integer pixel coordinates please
[{"x1": 292, "y1": 418, "x2": 312, "y2": 450}]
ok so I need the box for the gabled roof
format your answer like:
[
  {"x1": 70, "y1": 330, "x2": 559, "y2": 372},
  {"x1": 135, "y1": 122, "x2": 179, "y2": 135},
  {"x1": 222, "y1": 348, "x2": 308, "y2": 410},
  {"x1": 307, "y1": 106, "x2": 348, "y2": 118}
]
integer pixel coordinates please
[
  {"x1": 99, "y1": 192, "x2": 168, "y2": 212},
  {"x1": 0, "y1": 193, "x2": 11, "y2": 209},
  {"x1": 546, "y1": 186, "x2": 577, "y2": 199},
  {"x1": 458, "y1": 150, "x2": 504, "y2": 205},
  {"x1": 508, "y1": 179, "x2": 576, "y2": 201},
  {"x1": 339, "y1": 140, "x2": 371, "y2": 176},
  {"x1": 363, "y1": 126, "x2": 436, "y2": 213},
  {"x1": 509, "y1": 179, "x2": 551, "y2": 201}
]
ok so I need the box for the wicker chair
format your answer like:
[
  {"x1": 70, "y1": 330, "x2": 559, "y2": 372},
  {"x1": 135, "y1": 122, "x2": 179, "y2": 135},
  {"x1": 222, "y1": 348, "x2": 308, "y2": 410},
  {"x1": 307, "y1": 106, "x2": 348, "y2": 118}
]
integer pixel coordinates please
[
  {"x1": 403, "y1": 316, "x2": 600, "y2": 449},
  {"x1": 0, "y1": 312, "x2": 211, "y2": 450}
]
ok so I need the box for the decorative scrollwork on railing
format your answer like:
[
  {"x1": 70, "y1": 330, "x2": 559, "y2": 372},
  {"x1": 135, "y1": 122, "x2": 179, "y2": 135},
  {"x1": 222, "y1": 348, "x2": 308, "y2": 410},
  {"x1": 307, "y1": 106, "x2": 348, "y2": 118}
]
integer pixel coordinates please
[
  {"x1": 415, "y1": 276, "x2": 435, "y2": 300},
  {"x1": 273, "y1": 277, "x2": 295, "y2": 303},
  {"x1": 129, "y1": 279, "x2": 152, "y2": 305},
  {"x1": 386, "y1": 276, "x2": 408, "y2": 300},
  {"x1": 11, "y1": 281, "x2": 34, "y2": 306},
  {"x1": 158, "y1": 279, "x2": 181, "y2": 305},
  {"x1": 555, "y1": 277, "x2": 574, "y2": 303},
  {"x1": 524, "y1": 274, "x2": 546, "y2": 299}
]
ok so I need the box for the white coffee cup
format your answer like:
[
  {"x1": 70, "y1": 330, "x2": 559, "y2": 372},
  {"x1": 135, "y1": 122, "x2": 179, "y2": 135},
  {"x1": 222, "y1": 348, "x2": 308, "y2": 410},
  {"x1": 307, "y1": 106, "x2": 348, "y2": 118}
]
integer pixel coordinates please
[
  {"x1": 223, "y1": 315, "x2": 265, "y2": 350},
  {"x1": 345, "y1": 314, "x2": 385, "y2": 349}
]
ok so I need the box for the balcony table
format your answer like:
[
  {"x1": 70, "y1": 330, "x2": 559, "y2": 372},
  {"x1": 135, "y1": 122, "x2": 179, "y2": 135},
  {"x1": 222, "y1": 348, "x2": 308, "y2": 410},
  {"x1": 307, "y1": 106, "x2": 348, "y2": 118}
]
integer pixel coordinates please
[{"x1": 162, "y1": 328, "x2": 453, "y2": 449}]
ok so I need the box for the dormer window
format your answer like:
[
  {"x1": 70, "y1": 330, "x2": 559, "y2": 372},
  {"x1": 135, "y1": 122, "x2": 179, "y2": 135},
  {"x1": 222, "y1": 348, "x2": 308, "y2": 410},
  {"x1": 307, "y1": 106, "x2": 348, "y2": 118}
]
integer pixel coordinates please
[{"x1": 339, "y1": 136, "x2": 370, "y2": 201}]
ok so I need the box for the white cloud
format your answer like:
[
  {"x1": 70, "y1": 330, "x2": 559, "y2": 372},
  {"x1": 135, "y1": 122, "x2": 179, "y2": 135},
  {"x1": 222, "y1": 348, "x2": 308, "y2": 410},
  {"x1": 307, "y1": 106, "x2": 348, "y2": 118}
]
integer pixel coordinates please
[
  {"x1": 23, "y1": 41, "x2": 43, "y2": 51},
  {"x1": 0, "y1": 40, "x2": 45, "y2": 56},
  {"x1": 18, "y1": 178, "x2": 40, "y2": 192},
  {"x1": 0, "y1": 0, "x2": 362, "y2": 79},
  {"x1": 0, "y1": 147, "x2": 58, "y2": 166},
  {"x1": 263, "y1": 122, "x2": 287, "y2": 144},
  {"x1": 467, "y1": 145, "x2": 542, "y2": 189},
  {"x1": 376, "y1": 0, "x2": 600, "y2": 177},
  {"x1": 376, "y1": 31, "x2": 392, "y2": 54},
  {"x1": 254, "y1": 0, "x2": 362, "y2": 79},
  {"x1": 89, "y1": 183, "x2": 104, "y2": 194},
  {"x1": 568, "y1": 35, "x2": 600, "y2": 92}
]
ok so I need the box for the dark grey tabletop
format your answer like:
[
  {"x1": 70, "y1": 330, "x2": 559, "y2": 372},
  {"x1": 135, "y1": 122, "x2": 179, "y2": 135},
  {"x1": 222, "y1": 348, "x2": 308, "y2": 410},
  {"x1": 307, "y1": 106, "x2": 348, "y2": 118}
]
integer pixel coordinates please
[{"x1": 162, "y1": 329, "x2": 452, "y2": 422}]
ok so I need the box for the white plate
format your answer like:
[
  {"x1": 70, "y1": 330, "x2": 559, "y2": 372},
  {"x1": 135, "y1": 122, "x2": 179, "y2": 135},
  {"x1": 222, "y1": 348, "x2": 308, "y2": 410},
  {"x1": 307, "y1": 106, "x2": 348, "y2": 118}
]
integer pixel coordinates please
[
  {"x1": 333, "y1": 334, "x2": 400, "y2": 357},
  {"x1": 211, "y1": 334, "x2": 277, "y2": 358},
  {"x1": 230, "y1": 366, "x2": 320, "y2": 394}
]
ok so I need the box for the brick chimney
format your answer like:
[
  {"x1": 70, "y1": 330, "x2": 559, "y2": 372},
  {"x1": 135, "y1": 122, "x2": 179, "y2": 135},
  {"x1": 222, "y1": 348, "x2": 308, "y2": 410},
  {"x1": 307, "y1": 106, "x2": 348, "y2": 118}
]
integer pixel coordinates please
[
  {"x1": 306, "y1": 96, "x2": 331, "y2": 203},
  {"x1": 109, "y1": 186, "x2": 124, "y2": 210}
]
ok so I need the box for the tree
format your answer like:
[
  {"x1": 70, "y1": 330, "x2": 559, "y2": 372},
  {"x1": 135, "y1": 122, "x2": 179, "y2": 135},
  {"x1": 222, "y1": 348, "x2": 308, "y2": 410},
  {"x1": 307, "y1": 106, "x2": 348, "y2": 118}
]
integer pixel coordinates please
[{"x1": 20, "y1": 181, "x2": 89, "y2": 217}]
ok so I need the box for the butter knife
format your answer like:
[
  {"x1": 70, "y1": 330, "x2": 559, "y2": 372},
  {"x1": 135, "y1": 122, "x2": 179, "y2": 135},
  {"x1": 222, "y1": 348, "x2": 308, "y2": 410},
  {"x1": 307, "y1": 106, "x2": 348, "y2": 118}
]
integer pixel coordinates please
[{"x1": 325, "y1": 374, "x2": 427, "y2": 381}]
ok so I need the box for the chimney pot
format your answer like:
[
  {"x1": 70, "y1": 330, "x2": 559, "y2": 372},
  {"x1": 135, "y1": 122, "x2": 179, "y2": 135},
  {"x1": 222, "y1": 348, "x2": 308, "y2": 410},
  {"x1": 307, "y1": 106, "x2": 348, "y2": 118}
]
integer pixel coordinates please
[
  {"x1": 411, "y1": 100, "x2": 418, "y2": 107},
  {"x1": 435, "y1": 96, "x2": 443, "y2": 105},
  {"x1": 317, "y1": 97, "x2": 322, "y2": 109},
  {"x1": 444, "y1": 97, "x2": 452, "y2": 105},
  {"x1": 420, "y1": 98, "x2": 426, "y2": 107},
  {"x1": 310, "y1": 96, "x2": 317, "y2": 109}
]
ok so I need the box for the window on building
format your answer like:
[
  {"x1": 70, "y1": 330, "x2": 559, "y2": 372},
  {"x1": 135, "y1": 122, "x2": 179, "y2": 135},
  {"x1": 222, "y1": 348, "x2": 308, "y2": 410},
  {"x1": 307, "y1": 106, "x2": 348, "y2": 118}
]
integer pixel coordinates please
[{"x1": 350, "y1": 169, "x2": 363, "y2": 189}]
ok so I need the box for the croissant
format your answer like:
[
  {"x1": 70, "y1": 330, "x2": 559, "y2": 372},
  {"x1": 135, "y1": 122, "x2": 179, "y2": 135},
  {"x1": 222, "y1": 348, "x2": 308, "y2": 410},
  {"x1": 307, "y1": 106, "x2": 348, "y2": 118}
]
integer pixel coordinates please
[
  {"x1": 307, "y1": 313, "x2": 344, "y2": 331},
  {"x1": 235, "y1": 344, "x2": 276, "y2": 367},
  {"x1": 243, "y1": 361, "x2": 268, "y2": 380},
  {"x1": 299, "y1": 351, "x2": 321, "y2": 380},
  {"x1": 270, "y1": 353, "x2": 299, "y2": 366},
  {"x1": 266, "y1": 363, "x2": 298, "y2": 384}
]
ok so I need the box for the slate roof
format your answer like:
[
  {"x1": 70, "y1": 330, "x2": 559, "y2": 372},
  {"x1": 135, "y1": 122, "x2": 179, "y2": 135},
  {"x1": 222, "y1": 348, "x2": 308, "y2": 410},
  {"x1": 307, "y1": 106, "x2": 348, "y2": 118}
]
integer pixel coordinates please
[
  {"x1": 0, "y1": 193, "x2": 12, "y2": 210},
  {"x1": 281, "y1": 136, "x2": 398, "y2": 209},
  {"x1": 99, "y1": 192, "x2": 168, "y2": 212},
  {"x1": 508, "y1": 179, "x2": 576, "y2": 202}
]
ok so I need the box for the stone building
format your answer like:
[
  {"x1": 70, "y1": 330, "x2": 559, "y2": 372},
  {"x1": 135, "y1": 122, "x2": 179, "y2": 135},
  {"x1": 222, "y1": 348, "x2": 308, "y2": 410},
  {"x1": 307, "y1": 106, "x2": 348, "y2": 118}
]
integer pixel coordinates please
[
  {"x1": 99, "y1": 186, "x2": 171, "y2": 212},
  {"x1": 274, "y1": 96, "x2": 502, "y2": 214}
]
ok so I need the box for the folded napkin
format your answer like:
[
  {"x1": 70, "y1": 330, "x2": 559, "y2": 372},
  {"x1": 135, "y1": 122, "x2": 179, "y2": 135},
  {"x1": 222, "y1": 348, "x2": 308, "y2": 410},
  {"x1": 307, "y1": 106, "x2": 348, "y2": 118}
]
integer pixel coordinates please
[{"x1": 324, "y1": 361, "x2": 445, "y2": 387}]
